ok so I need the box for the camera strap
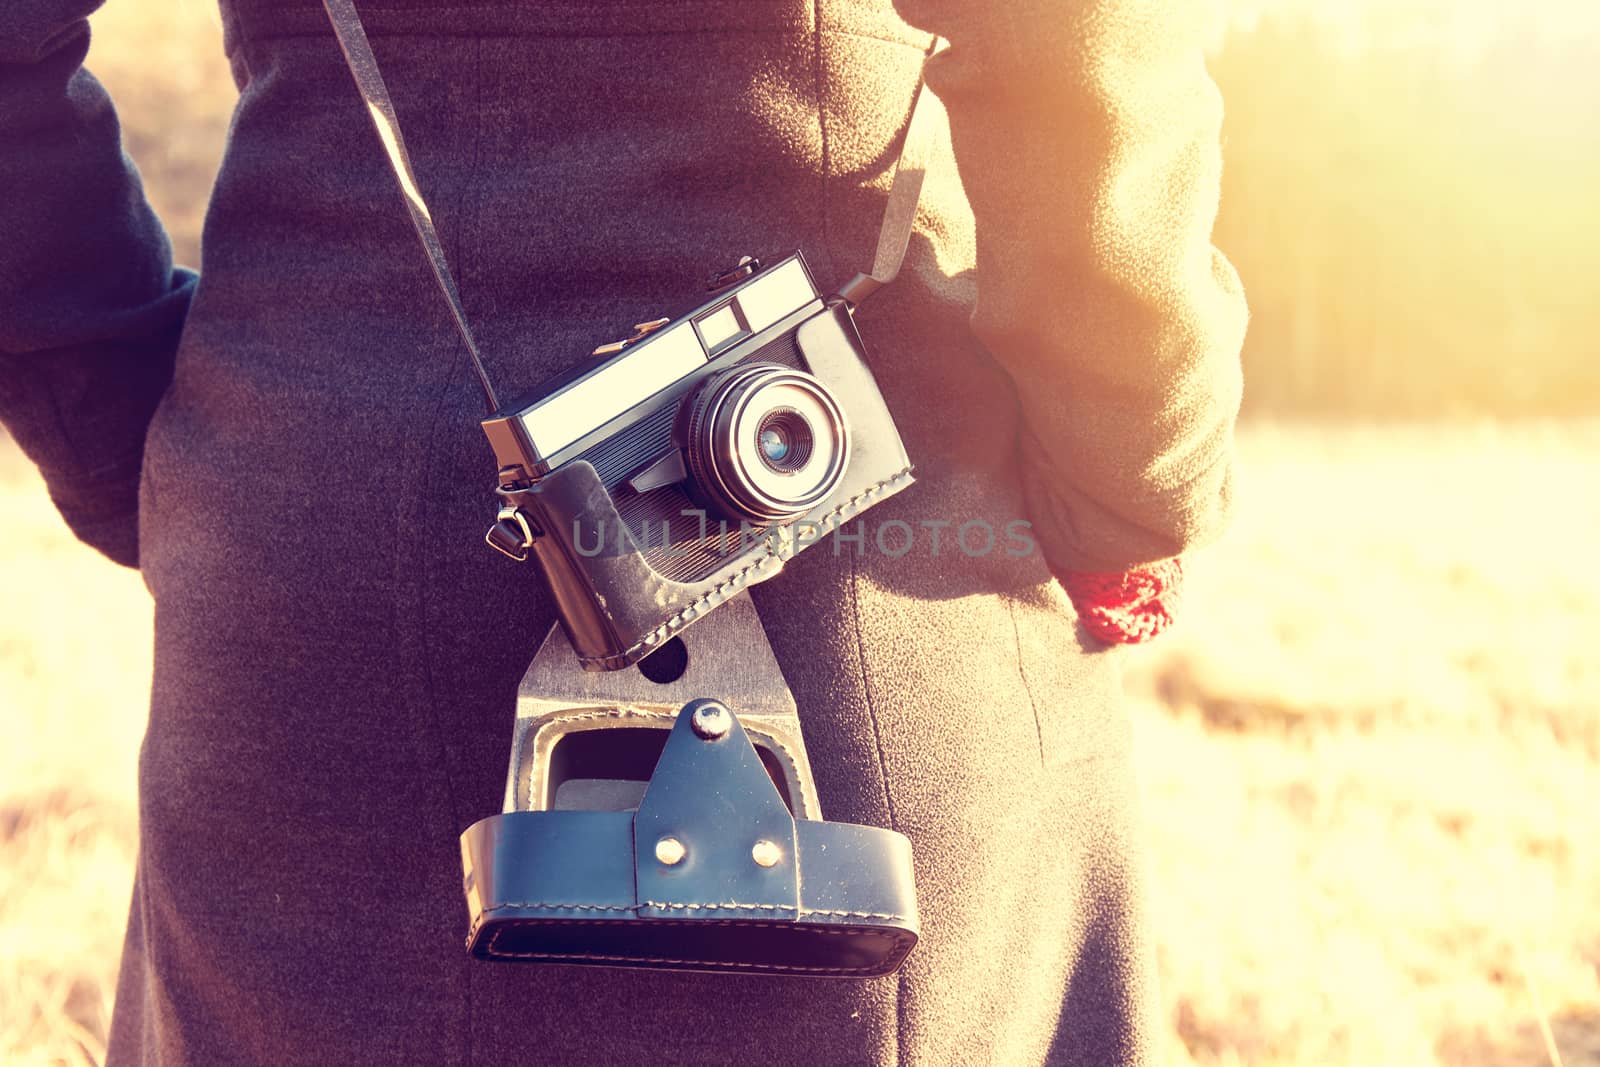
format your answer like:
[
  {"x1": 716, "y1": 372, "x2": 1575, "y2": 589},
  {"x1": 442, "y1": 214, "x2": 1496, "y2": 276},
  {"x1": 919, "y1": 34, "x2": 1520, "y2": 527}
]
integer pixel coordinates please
[
  {"x1": 833, "y1": 66, "x2": 942, "y2": 308},
  {"x1": 322, "y1": 0, "x2": 938, "y2": 416},
  {"x1": 323, "y1": 0, "x2": 499, "y2": 413}
]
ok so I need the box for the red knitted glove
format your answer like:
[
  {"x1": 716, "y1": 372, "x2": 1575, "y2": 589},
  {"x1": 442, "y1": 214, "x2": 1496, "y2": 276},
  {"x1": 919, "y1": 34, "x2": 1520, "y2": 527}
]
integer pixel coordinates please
[{"x1": 1059, "y1": 557, "x2": 1184, "y2": 645}]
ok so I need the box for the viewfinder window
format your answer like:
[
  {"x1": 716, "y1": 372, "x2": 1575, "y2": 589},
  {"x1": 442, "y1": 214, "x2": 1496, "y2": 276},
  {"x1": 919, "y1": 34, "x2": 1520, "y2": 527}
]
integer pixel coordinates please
[{"x1": 696, "y1": 303, "x2": 746, "y2": 353}]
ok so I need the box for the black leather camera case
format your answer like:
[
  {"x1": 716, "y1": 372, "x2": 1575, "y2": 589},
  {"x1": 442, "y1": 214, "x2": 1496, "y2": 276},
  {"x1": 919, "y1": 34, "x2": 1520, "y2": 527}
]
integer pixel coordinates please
[{"x1": 460, "y1": 698, "x2": 919, "y2": 977}]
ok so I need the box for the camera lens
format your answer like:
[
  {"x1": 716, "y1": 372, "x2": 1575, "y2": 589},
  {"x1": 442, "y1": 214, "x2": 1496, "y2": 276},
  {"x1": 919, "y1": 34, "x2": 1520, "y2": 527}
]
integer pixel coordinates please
[
  {"x1": 759, "y1": 427, "x2": 789, "y2": 464},
  {"x1": 682, "y1": 364, "x2": 849, "y2": 523},
  {"x1": 756, "y1": 408, "x2": 814, "y2": 473}
]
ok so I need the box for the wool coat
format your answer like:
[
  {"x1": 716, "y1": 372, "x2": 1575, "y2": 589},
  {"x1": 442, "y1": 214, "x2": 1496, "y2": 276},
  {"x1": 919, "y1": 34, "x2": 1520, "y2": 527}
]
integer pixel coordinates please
[{"x1": 0, "y1": 0, "x2": 1247, "y2": 1063}]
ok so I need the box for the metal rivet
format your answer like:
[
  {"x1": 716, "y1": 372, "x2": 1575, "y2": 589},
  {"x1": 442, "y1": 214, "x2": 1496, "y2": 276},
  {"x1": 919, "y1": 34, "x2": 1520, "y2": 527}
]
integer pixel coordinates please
[
  {"x1": 690, "y1": 701, "x2": 731, "y2": 740},
  {"x1": 751, "y1": 839, "x2": 782, "y2": 868},
  {"x1": 655, "y1": 836, "x2": 686, "y2": 866}
]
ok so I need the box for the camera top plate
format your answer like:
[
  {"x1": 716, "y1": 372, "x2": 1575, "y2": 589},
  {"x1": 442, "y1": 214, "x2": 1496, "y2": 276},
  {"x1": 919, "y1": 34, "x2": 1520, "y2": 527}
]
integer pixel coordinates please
[{"x1": 481, "y1": 253, "x2": 824, "y2": 481}]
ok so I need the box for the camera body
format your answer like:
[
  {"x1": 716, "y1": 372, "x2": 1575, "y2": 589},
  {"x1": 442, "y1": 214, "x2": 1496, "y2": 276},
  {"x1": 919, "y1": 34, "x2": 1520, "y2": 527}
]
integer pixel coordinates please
[{"x1": 482, "y1": 253, "x2": 913, "y2": 671}]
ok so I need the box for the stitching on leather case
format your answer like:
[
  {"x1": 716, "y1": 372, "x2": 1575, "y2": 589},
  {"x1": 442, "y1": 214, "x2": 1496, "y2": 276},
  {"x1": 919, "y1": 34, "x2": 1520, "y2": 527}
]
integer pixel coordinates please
[
  {"x1": 482, "y1": 918, "x2": 915, "y2": 973},
  {"x1": 801, "y1": 906, "x2": 907, "y2": 920},
  {"x1": 484, "y1": 902, "x2": 635, "y2": 913},
  {"x1": 467, "y1": 903, "x2": 630, "y2": 943},
  {"x1": 640, "y1": 901, "x2": 907, "y2": 921},
  {"x1": 535, "y1": 709, "x2": 675, "y2": 725},
  {"x1": 578, "y1": 466, "x2": 914, "y2": 669},
  {"x1": 467, "y1": 902, "x2": 912, "y2": 947}
]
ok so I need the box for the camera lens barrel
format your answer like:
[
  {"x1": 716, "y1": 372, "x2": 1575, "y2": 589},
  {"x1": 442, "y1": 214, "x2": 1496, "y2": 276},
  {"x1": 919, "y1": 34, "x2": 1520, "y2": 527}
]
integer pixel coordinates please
[{"x1": 683, "y1": 363, "x2": 850, "y2": 524}]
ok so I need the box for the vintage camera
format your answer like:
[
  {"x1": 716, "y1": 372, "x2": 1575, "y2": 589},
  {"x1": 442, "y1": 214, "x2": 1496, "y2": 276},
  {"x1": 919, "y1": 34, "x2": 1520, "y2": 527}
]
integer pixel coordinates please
[{"x1": 482, "y1": 253, "x2": 913, "y2": 671}]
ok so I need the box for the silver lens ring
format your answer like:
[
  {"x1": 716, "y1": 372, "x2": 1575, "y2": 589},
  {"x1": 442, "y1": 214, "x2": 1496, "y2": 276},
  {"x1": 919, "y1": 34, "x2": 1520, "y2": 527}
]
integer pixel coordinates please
[{"x1": 686, "y1": 363, "x2": 849, "y2": 523}]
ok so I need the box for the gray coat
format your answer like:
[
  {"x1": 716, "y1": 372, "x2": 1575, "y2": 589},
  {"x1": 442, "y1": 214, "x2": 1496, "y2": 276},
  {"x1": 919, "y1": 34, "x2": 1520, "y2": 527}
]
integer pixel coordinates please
[{"x1": 0, "y1": 0, "x2": 1246, "y2": 1063}]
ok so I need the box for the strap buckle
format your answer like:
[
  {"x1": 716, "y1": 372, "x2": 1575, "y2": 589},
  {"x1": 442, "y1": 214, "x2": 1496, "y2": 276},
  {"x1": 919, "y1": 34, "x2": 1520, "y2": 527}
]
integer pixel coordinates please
[{"x1": 486, "y1": 505, "x2": 538, "y2": 561}]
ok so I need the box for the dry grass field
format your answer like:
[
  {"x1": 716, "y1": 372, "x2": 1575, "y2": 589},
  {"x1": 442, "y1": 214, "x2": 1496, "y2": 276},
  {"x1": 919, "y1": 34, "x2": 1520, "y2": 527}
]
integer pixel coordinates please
[
  {"x1": 1135, "y1": 423, "x2": 1600, "y2": 1067},
  {"x1": 3, "y1": 1, "x2": 1598, "y2": 1064}
]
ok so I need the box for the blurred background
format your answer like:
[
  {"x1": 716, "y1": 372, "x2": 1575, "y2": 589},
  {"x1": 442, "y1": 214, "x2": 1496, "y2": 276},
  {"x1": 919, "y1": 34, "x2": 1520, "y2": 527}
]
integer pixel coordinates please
[{"x1": 3, "y1": 0, "x2": 1597, "y2": 1063}]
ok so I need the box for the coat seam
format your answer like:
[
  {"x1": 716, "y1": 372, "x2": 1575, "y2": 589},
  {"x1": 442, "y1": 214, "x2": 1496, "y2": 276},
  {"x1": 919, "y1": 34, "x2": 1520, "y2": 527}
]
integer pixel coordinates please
[
  {"x1": 460, "y1": 36, "x2": 487, "y2": 1067},
  {"x1": 846, "y1": 550, "x2": 902, "y2": 1067},
  {"x1": 812, "y1": 0, "x2": 833, "y2": 281},
  {"x1": 401, "y1": 33, "x2": 487, "y2": 1067}
]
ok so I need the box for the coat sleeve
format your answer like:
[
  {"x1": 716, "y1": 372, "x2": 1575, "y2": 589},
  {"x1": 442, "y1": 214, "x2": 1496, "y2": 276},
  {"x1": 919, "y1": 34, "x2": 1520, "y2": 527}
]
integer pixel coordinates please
[
  {"x1": 892, "y1": 0, "x2": 1247, "y2": 574},
  {"x1": 0, "y1": 0, "x2": 196, "y2": 569}
]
